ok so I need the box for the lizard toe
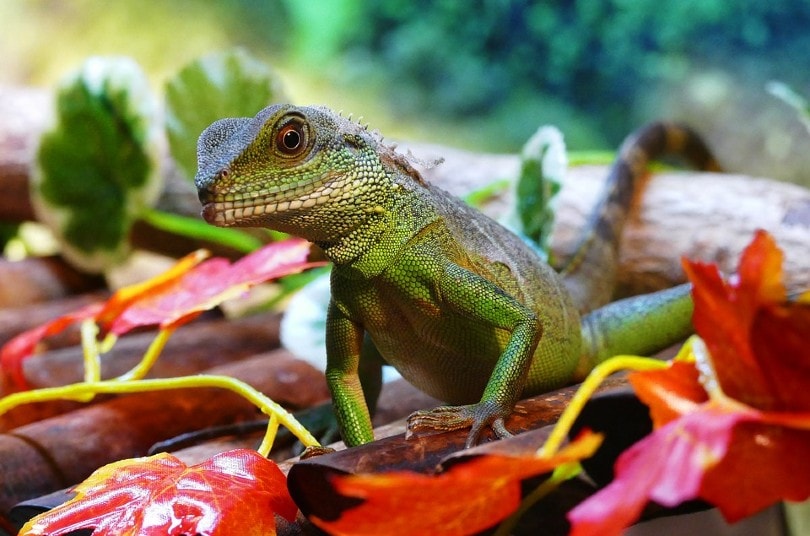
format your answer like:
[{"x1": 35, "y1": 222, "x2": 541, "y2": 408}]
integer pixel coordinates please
[{"x1": 407, "y1": 401, "x2": 514, "y2": 447}]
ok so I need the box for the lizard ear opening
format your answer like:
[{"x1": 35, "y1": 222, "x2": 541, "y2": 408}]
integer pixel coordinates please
[{"x1": 274, "y1": 115, "x2": 311, "y2": 158}]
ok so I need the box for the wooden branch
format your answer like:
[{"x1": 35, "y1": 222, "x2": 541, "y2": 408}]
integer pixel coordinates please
[{"x1": 286, "y1": 374, "x2": 628, "y2": 523}]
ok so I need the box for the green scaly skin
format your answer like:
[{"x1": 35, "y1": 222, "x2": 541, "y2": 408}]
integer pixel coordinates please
[{"x1": 195, "y1": 105, "x2": 720, "y2": 447}]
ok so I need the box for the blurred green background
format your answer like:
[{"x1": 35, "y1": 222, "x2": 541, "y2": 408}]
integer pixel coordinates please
[{"x1": 2, "y1": 0, "x2": 809, "y2": 184}]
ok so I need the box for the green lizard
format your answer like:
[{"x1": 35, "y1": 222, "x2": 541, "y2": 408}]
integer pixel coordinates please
[{"x1": 195, "y1": 105, "x2": 719, "y2": 447}]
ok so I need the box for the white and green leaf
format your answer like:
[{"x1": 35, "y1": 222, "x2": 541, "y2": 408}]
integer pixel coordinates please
[{"x1": 31, "y1": 56, "x2": 163, "y2": 273}]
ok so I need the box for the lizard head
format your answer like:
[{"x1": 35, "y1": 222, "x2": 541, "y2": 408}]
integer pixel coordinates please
[{"x1": 195, "y1": 104, "x2": 397, "y2": 243}]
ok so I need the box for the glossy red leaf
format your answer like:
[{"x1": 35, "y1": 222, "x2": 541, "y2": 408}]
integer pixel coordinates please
[
  {"x1": 19, "y1": 449, "x2": 297, "y2": 536},
  {"x1": 311, "y1": 431, "x2": 602, "y2": 536}
]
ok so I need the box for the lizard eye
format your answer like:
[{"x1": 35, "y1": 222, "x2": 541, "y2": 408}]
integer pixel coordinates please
[{"x1": 275, "y1": 119, "x2": 309, "y2": 157}]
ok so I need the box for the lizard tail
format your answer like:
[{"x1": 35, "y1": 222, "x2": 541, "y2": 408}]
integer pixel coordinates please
[{"x1": 560, "y1": 122, "x2": 720, "y2": 313}]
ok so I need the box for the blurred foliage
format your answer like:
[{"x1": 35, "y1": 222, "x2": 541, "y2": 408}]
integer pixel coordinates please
[
  {"x1": 334, "y1": 0, "x2": 810, "y2": 148},
  {"x1": 513, "y1": 126, "x2": 565, "y2": 259},
  {"x1": 32, "y1": 57, "x2": 162, "y2": 272},
  {"x1": 3, "y1": 0, "x2": 810, "y2": 182},
  {"x1": 165, "y1": 49, "x2": 286, "y2": 180}
]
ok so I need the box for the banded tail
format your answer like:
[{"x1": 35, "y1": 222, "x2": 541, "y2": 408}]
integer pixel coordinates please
[{"x1": 561, "y1": 122, "x2": 721, "y2": 312}]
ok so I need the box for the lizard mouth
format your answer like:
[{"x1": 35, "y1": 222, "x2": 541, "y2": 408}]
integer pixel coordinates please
[
  {"x1": 199, "y1": 171, "x2": 349, "y2": 227},
  {"x1": 200, "y1": 188, "x2": 341, "y2": 227},
  {"x1": 200, "y1": 196, "x2": 284, "y2": 227}
]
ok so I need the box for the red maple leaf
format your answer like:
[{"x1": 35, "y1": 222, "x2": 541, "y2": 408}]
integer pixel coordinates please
[
  {"x1": 311, "y1": 431, "x2": 602, "y2": 536},
  {"x1": 19, "y1": 449, "x2": 297, "y2": 536},
  {"x1": 1, "y1": 238, "x2": 322, "y2": 390},
  {"x1": 568, "y1": 230, "x2": 810, "y2": 535}
]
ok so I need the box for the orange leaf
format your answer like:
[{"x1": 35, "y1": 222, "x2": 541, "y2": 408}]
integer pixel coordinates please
[
  {"x1": 19, "y1": 449, "x2": 297, "y2": 536},
  {"x1": 628, "y1": 360, "x2": 707, "y2": 427},
  {"x1": 311, "y1": 431, "x2": 602, "y2": 536}
]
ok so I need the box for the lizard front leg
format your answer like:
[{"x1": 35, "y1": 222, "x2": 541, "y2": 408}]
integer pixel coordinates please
[
  {"x1": 325, "y1": 300, "x2": 377, "y2": 446},
  {"x1": 408, "y1": 263, "x2": 542, "y2": 447}
]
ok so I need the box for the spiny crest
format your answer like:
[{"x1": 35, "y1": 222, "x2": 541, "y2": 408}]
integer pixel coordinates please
[{"x1": 331, "y1": 106, "x2": 444, "y2": 186}]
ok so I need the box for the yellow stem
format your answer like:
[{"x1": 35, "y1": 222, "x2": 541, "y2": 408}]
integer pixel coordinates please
[
  {"x1": 539, "y1": 355, "x2": 668, "y2": 457},
  {"x1": 81, "y1": 320, "x2": 101, "y2": 385},
  {"x1": 115, "y1": 327, "x2": 176, "y2": 382},
  {"x1": 257, "y1": 413, "x2": 280, "y2": 457},
  {"x1": 0, "y1": 375, "x2": 320, "y2": 451}
]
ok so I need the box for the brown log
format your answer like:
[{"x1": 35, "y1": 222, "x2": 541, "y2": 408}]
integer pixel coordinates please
[
  {"x1": 286, "y1": 374, "x2": 628, "y2": 520},
  {"x1": 0, "y1": 86, "x2": 48, "y2": 224},
  {"x1": 0, "y1": 291, "x2": 106, "y2": 348},
  {"x1": 0, "y1": 349, "x2": 329, "y2": 515},
  {"x1": 0, "y1": 312, "x2": 283, "y2": 428},
  {"x1": 0, "y1": 256, "x2": 105, "y2": 308},
  {"x1": 169, "y1": 379, "x2": 442, "y2": 465}
]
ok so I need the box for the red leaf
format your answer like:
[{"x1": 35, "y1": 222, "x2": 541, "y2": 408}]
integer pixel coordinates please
[
  {"x1": 700, "y1": 421, "x2": 810, "y2": 521},
  {"x1": 569, "y1": 231, "x2": 810, "y2": 534},
  {"x1": 0, "y1": 303, "x2": 102, "y2": 390},
  {"x1": 569, "y1": 403, "x2": 747, "y2": 536},
  {"x1": 95, "y1": 249, "x2": 209, "y2": 333},
  {"x1": 1, "y1": 239, "x2": 322, "y2": 389},
  {"x1": 311, "y1": 431, "x2": 602, "y2": 536},
  {"x1": 749, "y1": 300, "x2": 810, "y2": 411},
  {"x1": 683, "y1": 230, "x2": 788, "y2": 410},
  {"x1": 19, "y1": 449, "x2": 297, "y2": 536},
  {"x1": 104, "y1": 238, "x2": 320, "y2": 335}
]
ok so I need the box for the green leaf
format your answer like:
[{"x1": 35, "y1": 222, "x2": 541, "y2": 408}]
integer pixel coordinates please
[
  {"x1": 463, "y1": 178, "x2": 510, "y2": 208},
  {"x1": 165, "y1": 49, "x2": 285, "y2": 180},
  {"x1": 140, "y1": 208, "x2": 263, "y2": 254},
  {"x1": 32, "y1": 56, "x2": 162, "y2": 273},
  {"x1": 511, "y1": 125, "x2": 566, "y2": 258}
]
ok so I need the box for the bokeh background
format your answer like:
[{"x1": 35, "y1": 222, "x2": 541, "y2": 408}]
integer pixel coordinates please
[{"x1": 3, "y1": 0, "x2": 809, "y2": 184}]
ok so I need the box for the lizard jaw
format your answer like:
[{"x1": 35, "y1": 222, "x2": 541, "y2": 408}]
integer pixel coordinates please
[{"x1": 200, "y1": 194, "x2": 328, "y2": 228}]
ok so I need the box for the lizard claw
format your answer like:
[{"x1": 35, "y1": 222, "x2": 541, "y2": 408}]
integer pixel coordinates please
[{"x1": 407, "y1": 401, "x2": 513, "y2": 447}]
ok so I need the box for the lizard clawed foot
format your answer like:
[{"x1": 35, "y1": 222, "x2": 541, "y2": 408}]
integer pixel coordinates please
[{"x1": 407, "y1": 401, "x2": 514, "y2": 448}]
